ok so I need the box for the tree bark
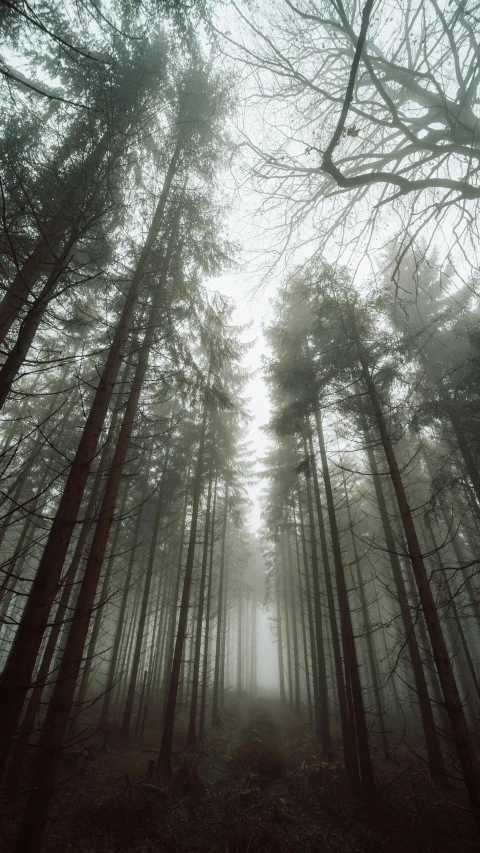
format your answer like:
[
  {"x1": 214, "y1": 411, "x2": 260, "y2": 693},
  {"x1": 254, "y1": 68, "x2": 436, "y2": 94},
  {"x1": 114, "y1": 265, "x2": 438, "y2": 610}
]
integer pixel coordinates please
[
  {"x1": 161, "y1": 468, "x2": 191, "y2": 704},
  {"x1": 315, "y1": 408, "x2": 374, "y2": 791},
  {"x1": 0, "y1": 240, "x2": 75, "y2": 412},
  {"x1": 293, "y1": 498, "x2": 314, "y2": 729},
  {"x1": 70, "y1": 487, "x2": 129, "y2": 738},
  {"x1": 304, "y1": 431, "x2": 332, "y2": 751},
  {"x1": 157, "y1": 389, "x2": 209, "y2": 774},
  {"x1": 281, "y1": 552, "x2": 292, "y2": 708},
  {"x1": 308, "y1": 429, "x2": 357, "y2": 775},
  {"x1": 186, "y1": 463, "x2": 214, "y2": 748},
  {"x1": 121, "y1": 457, "x2": 169, "y2": 740},
  {"x1": 362, "y1": 424, "x2": 446, "y2": 782},
  {"x1": 275, "y1": 566, "x2": 287, "y2": 705},
  {"x1": 0, "y1": 139, "x2": 182, "y2": 785},
  {"x1": 0, "y1": 205, "x2": 69, "y2": 343},
  {"x1": 99, "y1": 475, "x2": 147, "y2": 729},
  {"x1": 286, "y1": 530, "x2": 301, "y2": 717},
  {"x1": 199, "y1": 476, "x2": 217, "y2": 739},
  {"x1": 342, "y1": 473, "x2": 390, "y2": 760},
  {"x1": 355, "y1": 339, "x2": 480, "y2": 827},
  {"x1": 212, "y1": 486, "x2": 228, "y2": 726}
]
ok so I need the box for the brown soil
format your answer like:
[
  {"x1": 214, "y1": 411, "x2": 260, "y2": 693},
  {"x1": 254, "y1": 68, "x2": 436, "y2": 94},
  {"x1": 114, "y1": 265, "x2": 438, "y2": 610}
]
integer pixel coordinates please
[{"x1": 1, "y1": 697, "x2": 478, "y2": 852}]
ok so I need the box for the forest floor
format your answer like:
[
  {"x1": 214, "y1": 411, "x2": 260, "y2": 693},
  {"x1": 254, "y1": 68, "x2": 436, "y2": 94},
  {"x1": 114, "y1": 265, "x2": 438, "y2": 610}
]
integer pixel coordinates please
[{"x1": 1, "y1": 695, "x2": 478, "y2": 852}]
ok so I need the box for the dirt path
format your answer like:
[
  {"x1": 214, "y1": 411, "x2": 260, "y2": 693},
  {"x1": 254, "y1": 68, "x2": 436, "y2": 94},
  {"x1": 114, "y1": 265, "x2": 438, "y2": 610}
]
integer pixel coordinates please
[{"x1": 3, "y1": 696, "x2": 477, "y2": 852}]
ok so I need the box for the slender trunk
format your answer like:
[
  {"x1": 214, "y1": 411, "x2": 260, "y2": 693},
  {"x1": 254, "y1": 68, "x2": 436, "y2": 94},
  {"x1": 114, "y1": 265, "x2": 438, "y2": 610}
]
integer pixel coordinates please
[
  {"x1": 186, "y1": 464, "x2": 213, "y2": 748},
  {"x1": 185, "y1": 595, "x2": 197, "y2": 710},
  {"x1": 149, "y1": 565, "x2": 169, "y2": 705},
  {"x1": 199, "y1": 476, "x2": 217, "y2": 739},
  {"x1": 307, "y1": 438, "x2": 355, "y2": 771},
  {"x1": 315, "y1": 409, "x2": 374, "y2": 791},
  {"x1": 0, "y1": 141, "x2": 182, "y2": 784},
  {"x1": 282, "y1": 543, "x2": 293, "y2": 708},
  {"x1": 452, "y1": 524, "x2": 479, "y2": 614},
  {"x1": 449, "y1": 410, "x2": 480, "y2": 507},
  {"x1": 0, "y1": 130, "x2": 112, "y2": 344},
  {"x1": 303, "y1": 433, "x2": 332, "y2": 750},
  {"x1": 356, "y1": 342, "x2": 480, "y2": 826},
  {"x1": 286, "y1": 530, "x2": 301, "y2": 717},
  {"x1": 135, "y1": 670, "x2": 148, "y2": 737},
  {"x1": 121, "y1": 457, "x2": 169, "y2": 740},
  {"x1": 220, "y1": 542, "x2": 229, "y2": 709},
  {"x1": 398, "y1": 531, "x2": 454, "y2": 742},
  {"x1": 161, "y1": 467, "x2": 191, "y2": 707},
  {"x1": 342, "y1": 474, "x2": 390, "y2": 760},
  {"x1": 12, "y1": 207, "x2": 182, "y2": 853},
  {"x1": 424, "y1": 518, "x2": 480, "y2": 709},
  {"x1": 72, "y1": 488, "x2": 129, "y2": 730},
  {"x1": 0, "y1": 205, "x2": 69, "y2": 343},
  {"x1": 363, "y1": 425, "x2": 446, "y2": 782},
  {"x1": 157, "y1": 392, "x2": 209, "y2": 774},
  {"x1": 0, "y1": 242, "x2": 75, "y2": 411},
  {"x1": 0, "y1": 393, "x2": 73, "y2": 552},
  {"x1": 212, "y1": 488, "x2": 228, "y2": 725},
  {"x1": 293, "y1": 499, "x2": 314, "y2": 729},
  {"x1": 118, "y1": 575, "x2": 143, "y2": 711},
  {"x1": 423, "y1": 450, "x2": 480, "y2": 622},
  {"x1": 99, "y1": 473, "x2": 148, "y2": 729},
  {"x1": 251, "y1": 599, "x2": 257, "y2": 696},
  {"x1": 276, "y1": 567, "x2": 287, "y2": 704},
  {"x1": 8, "y1": 460, "x2": 124, "y2": 789},
  {"x1": 0, "y1": 512, "x2": 35, "y2": 618},
  {"x1": 99, "y1": 488, "x2": 146, "y2": 728}
]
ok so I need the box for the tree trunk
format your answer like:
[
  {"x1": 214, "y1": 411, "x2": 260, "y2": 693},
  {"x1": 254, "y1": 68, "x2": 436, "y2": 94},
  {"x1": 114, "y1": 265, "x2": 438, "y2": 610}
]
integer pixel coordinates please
[
  {"x1": 275, "y1": 567, "x2": 287, "y2": 705},
  {"x1": 71, "y1": 487, "x2": 129, "y2": 736},
  {"x1": 161, "y1": 467, "x2": 191, "y2": 704},
  {"x1": 212, "y1": 487, "x2": 228, "y2": 726},
  {"x1": 199, "y1": 476, "x2": 217, "y2": 739},
  {"x1": 99, "y1": 467, "x2": 149, "y2": 729},
  {"x1": 315, "y1": 408, "x2": 374, "y2": 791},
  {"x1": 250, "y1": 598, "x2": 257, "y2": 697},
  {"x1": 286, "y1": 531, "x2": 301, "y2": 717},
  {"x1": 342, "y1": 472, "x2": 390, "y2": 760},
  {"x1": 0, "y1": 512, "x2": 35, "y2": 619},
  {"x1": 149, "y1": 559, "x2": 170, "y2": 706},
  {"x1": 135, "y1": 671, "x2": 148, "y2": 737},
  {"x1": 237, "y1": 582, "x2": 244, "y2": 697},
  {"x1": 220, "y1": 533, "x2": 229, "y2": 709},
  {"x1": 0, "y1": 240, "x2": 75, "y2": 412},
  {"x1": 448, "y1": 410, "x2": 480, "y2": 507},
  {"x1": 186, "y1": 463, "x2": 214, "y2": 749},
  {"x1": 362, "y1": 424, "x2": 446, "y2": 782},
  {"x1": 157, "y1": 389, "x2": 209, "y2": 774},
  {"x1": 303, "y1": 431, "x2": 332, "y2": 750},
  {"x1": 424, "y1": 517, "x2": 480, "y2": 710},
  {"x1": 307, "y1": 431, "x2": 357, "y2": 775},
  {"x1": 0, "y1": 204, "x2": 69, "y2": 343},
  {"x1": 117, "y1": 576, "x2": 143, "y2": 711},
  {"x1": 356, "y1": 341, "x2": 480, "y2": 827},
  {"x1": 4, "y1": 460, "x2": 125, "y2": 794},
  {"x1": 0, "y1": 140, "x2": 182, "y2": 785},
  {"x1": 281, "y1": 554, "x2": 292, "y2": 707},
  {"x1": 121, "y1": 456, "x2": 169, "y2": 740},
  {"x1": 0, "y1": 392, "x2": 74, "y2": 552},
  {"x1": 11, "y1": 194, "x2": 183, "y2": 853},
  {"x1": 293, "y1": 498, "x2": 314, "y2": 729}
]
